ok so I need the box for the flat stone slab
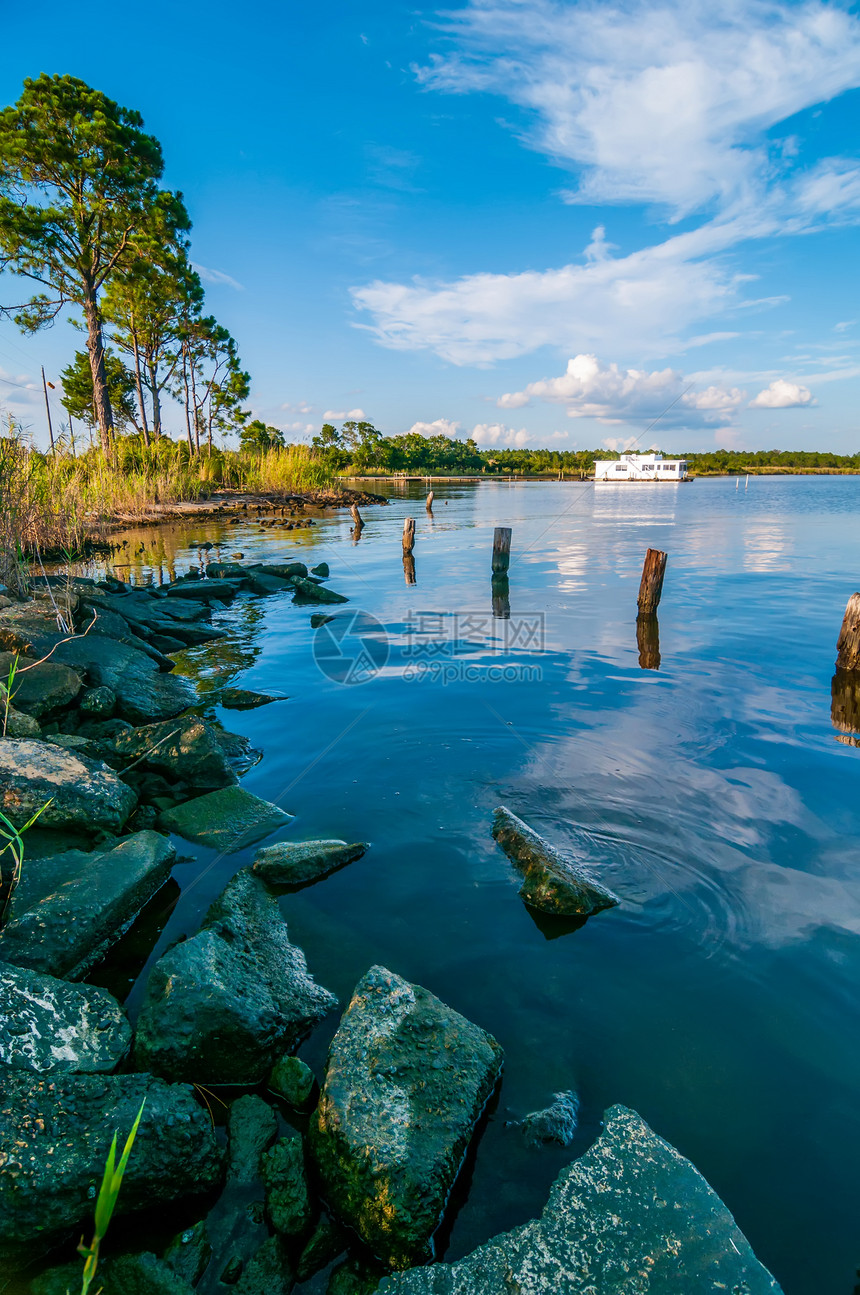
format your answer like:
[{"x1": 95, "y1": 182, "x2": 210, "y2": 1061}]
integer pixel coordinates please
[
  {"x1": 221, "y1": 687, "x2": 285, "y2": 710},
  {"x1": 291, "y1": 577, "x2": 348, "y2": 604},
  {"x1": 158, "y1": 786, "x2": 293, "y2": 851},
  {"x1": 492, "y1": 806, "x2": 619, "y2": 917},
  {"x1": 253, "y1": 839, "x2": 368, "y2": 887},
  {"x1": 379, "y1": 1105, "x2": 783, "y2": 1294},
  {"x1": 0, "y1": 964, "x2": 130, "y2": 1073},
  {"x1": 0, "y1": 830, "x2": 176, "y2": 979},
  {"x1": 0, "y1": 738, "x2": 137, "y2": 835},
  {"x1": 0, "y1": 1071, "x2": 223, "y2": 1258},
  {"x1": 310, "y1": 965, "x2": 503, "y2": 1269},
  {"x1": 0, "y1": 651, "x2": 82, "y2": 718},
  {"x1": 134, "y1": 869, "x2": 336, "y2": 1083},
  {"x1": 164, "y1": 579, "x2": 243, "y2": 601},
  {"x1": 51, "y1": 636, "x2": 197, "y2": 724}
]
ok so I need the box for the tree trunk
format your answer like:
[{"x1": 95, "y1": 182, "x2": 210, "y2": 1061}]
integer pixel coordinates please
[
  {"x1": 131, "y1": 332, "x2": 150, "y2": 447},
  {"x1": 182, "y1": 345, "x2": 195, "y2": 457},
  {"x1": 84, "y1": 292, "x2": 114, "y2": 454},
  {"x1": 189, "y1": 352, "x2": 200, "y2": 454},
  {"x1": 148, "y1": 357, "x2": 162, "y2": 437}
]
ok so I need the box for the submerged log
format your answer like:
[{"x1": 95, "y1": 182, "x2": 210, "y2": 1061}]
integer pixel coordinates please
[
  {"x1": 492, "y1": 806, "x2": 619, "y2": 917},
  {"x1": 492, "y1": 526, "x2": 512, "y2": 574},
  {"x1": 403, "y1": 517, "x2": 415, "y2": 553},
  {"x1": 637, "y1": 548, "x2": 667, "y2": 614},
  {"x1": 835, "y1": 592, "x2": 860, "y2": 671}
]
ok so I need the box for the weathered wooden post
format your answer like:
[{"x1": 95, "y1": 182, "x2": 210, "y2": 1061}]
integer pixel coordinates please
[
  {"x1": 403, "y1": 517, "x2": 415, "y2": 553},
  {"x1": 836, "y1": 593, "x2": 860, "y2": 671},
  {"x1": 492, "y1": 526, "x2": 512, "y2": 574},
  {"x1": 637, "y1": 548, "x2": 667, "y2": 614},
  {"x1": 350, "y1": 503, "x2": 364, "y2": 531},
  {"x1": 426, "y1": 491, "x2": 434, "y2": 512},
  {"x1": 831, "y1": 669, "x2": 860, "y2": 746},
  {"x1": 491, "y1": 575, "x2": 510, "y2": 620},
  {"x1": 636, "y1": 615, "x2": 660, "y2": 670},
  {"x1": 403, "y1": 553, "x2": 416, "y2": 585}
]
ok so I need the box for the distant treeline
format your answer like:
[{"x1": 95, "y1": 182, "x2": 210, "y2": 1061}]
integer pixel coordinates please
[{"x1": 308, "y1": 422, "x2": 860, "y2": 476}]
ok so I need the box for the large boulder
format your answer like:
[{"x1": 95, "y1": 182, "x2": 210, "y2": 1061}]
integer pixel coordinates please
[
  {"x1": 158, "y1": 786, "x2": 293, "y2": 851},
  {"x1": 0, "y1": 738, "x2": 136, "y2": 834},
  {"x1": 309, "y1": 966, "x2": 503, "y2": 1269},
  {"x1": 0, "y1": 1071, "x2": 223, "y2": 1259},
  {"x1": 492, "y1": 806, "x2": 619, "y2": 917},
  {"x1": 0, "y1": 651, "x2": 82, "y2": 717},
  {"x1": 291, "y1": 577, "x2": 348, "y2": 605},
  {"x1": 0, "y1": 601, "x2": 68, "y2": 655},
  {"x1": 252, "y1": 839, "x2": 368, "y2": 887},
  {"x1": 379, "y1": 1106, "x2": 783, "y2": 1294},
  {"x1": 81, "y1": 591, "x2": 226, "y2": 646},
  {"x1": 0, "y1": 831, "x2": 176, "y2": 979},
  {"x1": 134, "y1": 869, "x2": 336, "y2": 1083},
  {"x1": 49, "y1": 636, "x2": 196, "y2": 724},
  {"x1": 0, "y1": 964, "x2": 130, "y2": 1073},
  {"x1": 163, "y1": 579, "x2": 243, "y2": 602},
  {"x1": 99, "y1": 717, "x2": 238, "y2": 792}
]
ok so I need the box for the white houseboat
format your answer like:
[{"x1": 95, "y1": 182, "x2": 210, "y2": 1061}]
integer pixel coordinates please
[{"x1": 594, "y1": 452, "x2": 689, "y2": 481}]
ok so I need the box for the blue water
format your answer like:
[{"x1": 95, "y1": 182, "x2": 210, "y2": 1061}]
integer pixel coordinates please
[{"x1": 99, "y1": 477, "x2": 860, "y2": 1293}]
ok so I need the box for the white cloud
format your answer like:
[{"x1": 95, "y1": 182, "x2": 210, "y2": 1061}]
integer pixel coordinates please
[
  {"x1": 749, "y1": 379, "x2": 814, "y2": 408},
  {"x1": 416, "y1": 0, "x2": 860, "y2": 219},
  {"x1": 834, "y1": 320, "x2": 857, "y2": 332},
  {"x1": 323, "y1": 408, "x2": 365, "y2": 421},
  {"x1": 497, "y1": 353, "x2": 745, "y2": 428},
  {"x1": 406, "y1": 418, "x2": 461, "y2": 438},
  {"x1": 191, "y1": 263, "x2": 244, "y2": 291},
  {"x1": 471, "y1": 422, "x2": 533, "y2": 446},
  {"x1": 281, "y1": 400, "x2": 314, "y2": 414}
]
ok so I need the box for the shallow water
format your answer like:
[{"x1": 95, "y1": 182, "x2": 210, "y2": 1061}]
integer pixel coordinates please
[{"x1": 75, "y1": 478, "x2": 860, "y2": 1291}]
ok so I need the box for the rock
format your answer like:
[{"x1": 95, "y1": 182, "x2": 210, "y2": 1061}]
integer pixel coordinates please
[
  {"x1": 29, "y1": 1261, "x2": 86, "y2": 1295},
  {"x1": 164, "y1": 1221, "x2": 212, "y2": 1286},
  {"x1": 268, "y1": 1055, "x2": 315, "y2": 1107},
  {"x1": 50, "y1": 637, "x2": 197, "y2": 724},
  {"x1": 0, "y1": 964, "x2": 130, "y2": 1073},
  {"x1": 0, "y1": 1071, "x2": 223, "y2": 1258},
  {"x1": 4, "y1": 705, "x2": 40, "y2": 737},
  {"x1": 310, "y1": 614, "x2": 335, "y2": 629},
  {"x1": 519, "y1": 1091, "x2": 579, "y2": 1147},
  {"x1": 109, "y1": 1253, "x2": 197, "y2": 1295},
  {"x1": 311, "y1": 563, "x2": 330, "y2": 578},
  {"x1": 0, "y1": 652, "x2": 82, "y2": 718},
  {"x1": 206, "y1": 563, "x2": 248, "y2": 579},
  {"x1": 0, "y1": 831, "x2": 176, "y2": 979},
  {"x1": 79, "y1": 685, "x2": 117, "y2": 717},
  {"x1": 83, "y1": 592, "x2": 227, "y2": 647},
  {"x1": 244, "y1": 572, "x2": 296, "y2": 596},
  {"x1": 164, "y1": 580, "x2": 242, "y2": 602},
  {"x1": 220, "y1": 687, "x2": 284, "y2": 710},
  {"x1": 227, "y1": 1095, "x2": 278, "y2": 1182},
  {"x1": 211, "y1": 726, "x2": 262, "y2": 776},
  {"x1": 85, "y1": 603, "x2": 176, "y2": 669},
  {"x1": 100, "y1": 717, "x2": 238, "y2": 792},
  {"x1": 257, "y1": 562, "x2": 307, "y2": 581},
  {"x1": 134, "y1": 869, "x2": 336, "y2": 1083},
  {"x1": 378, "y1": 1105, "x2": 783, "y2": 1294},
  {"x1": 158, "y1": 786, "x2": 293, "y2": 851},
  {"x1": 291, "y1": 578, "x2": 348, "y2": 605},
  {"x1": 327, "y1": 1260, "x2": 383, "y2": 1295},
  {"x1": 262, "y1": 1132, "x2": 313, "y2": 1238},
  {"x1": 233, "y1": 1237, "x2": 294, "y2": 1295},
  {"x1": 0, "y1": 738, "x2": 137, "y2": 834},
  {"x1": 253, "y1": 839, "x2": 368, "y2": 887},
  {"x1": 0, "y1": 602, "x2": 68, "y2": 655},
  {"x1": 492, "y1": 806, "x2": 619, "y2": 917},
  {"x1": 296, "y1": 1216, "x2": 347, "y2": 1281},
  {"x1": 309, "y1": 965, "x2": 503, "y2": 1268}
]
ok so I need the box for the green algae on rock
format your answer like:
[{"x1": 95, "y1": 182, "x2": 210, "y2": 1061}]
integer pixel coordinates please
[
  {"x1": 492, "y1": 805, "x2": 619, "y2": 917},
  {"x1": 158, "y1": 785, "x2": 293, "y2": 850},
  {"x1": 252, "y1": 838, "x2": 368, "y2": 887},
  {"x1": 309, "y1": 965, "x2": 503, "y2": 1270}
]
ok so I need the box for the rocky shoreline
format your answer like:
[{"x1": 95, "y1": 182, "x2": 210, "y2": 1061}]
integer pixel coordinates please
[{"x1": 0, "y1": 553, "x2": 784, "y2": 1293}]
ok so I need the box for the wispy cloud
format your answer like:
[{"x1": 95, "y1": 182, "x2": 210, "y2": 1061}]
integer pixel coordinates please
[
  {"x1": 323, "y1": 407, "x2": 366, "y2": 421},
  {"x1": 406, "y1": 418, "x2": 461, "y2": 437},
  {"x1": 192, "y1": 262, "x2": 245, "y2": 291}
]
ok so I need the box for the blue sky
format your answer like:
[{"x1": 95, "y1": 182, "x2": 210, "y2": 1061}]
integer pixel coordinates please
[{"x1": 1, "y1": 0, "x2": 859, "y2": 453}]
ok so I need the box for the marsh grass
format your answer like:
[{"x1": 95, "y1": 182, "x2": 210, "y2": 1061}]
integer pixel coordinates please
[
  {"x1": 0, "y1": 433, "x2": 333, "y2": 581},
  {"x1": 0, "y1": 799, "x2": 52, "y2": 926},
  {"x1": 77, "y1": 1099, "x2": 146, "y2": 1295}
]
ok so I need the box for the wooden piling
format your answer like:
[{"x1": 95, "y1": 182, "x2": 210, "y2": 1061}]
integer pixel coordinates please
[
  {"x1": 491, "y1": 574, "x2": 510, "y2": 620},
  {"x1": 492, "y1": 526, "x2": 512, "y2": 574},
  {"x1": 636, "y1": 614, "x2": 661, "y2": 670},
  {"x1": 403, "y1": 552, "x2": 416, "y2": 585},
  {"x1": 836, "y1": 593, "x2": 860, "y2": 671},
  {"x1": 832, "y1": 669, "x2": 860, "y2": 746},
  {"x1": 350, "y1": 504, "x2": 364, "y2": 530},
  {"x1": 637, "y1": 548, "x2": 667, "y2": 614},
  {"x1": 403, "y1": 517, "x2": 415, "y2": 553},
  {"x1": 426, "y1": 491, "x2": 434, "y2": 512}
]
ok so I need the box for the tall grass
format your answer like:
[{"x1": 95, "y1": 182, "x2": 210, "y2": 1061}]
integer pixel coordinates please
[{"x1": 0, "y1": 433, "x2": 334, "y2": 577}]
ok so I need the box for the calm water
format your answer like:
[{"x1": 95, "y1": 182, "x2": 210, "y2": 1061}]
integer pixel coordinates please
[{"x1": 83, "y1": 478, "x2": 860, "y2": 1292}]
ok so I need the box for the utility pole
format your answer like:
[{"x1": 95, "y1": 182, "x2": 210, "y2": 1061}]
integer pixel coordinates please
[{"x1": 41, "y1": 366, "x2": 55, "y2": 453}]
